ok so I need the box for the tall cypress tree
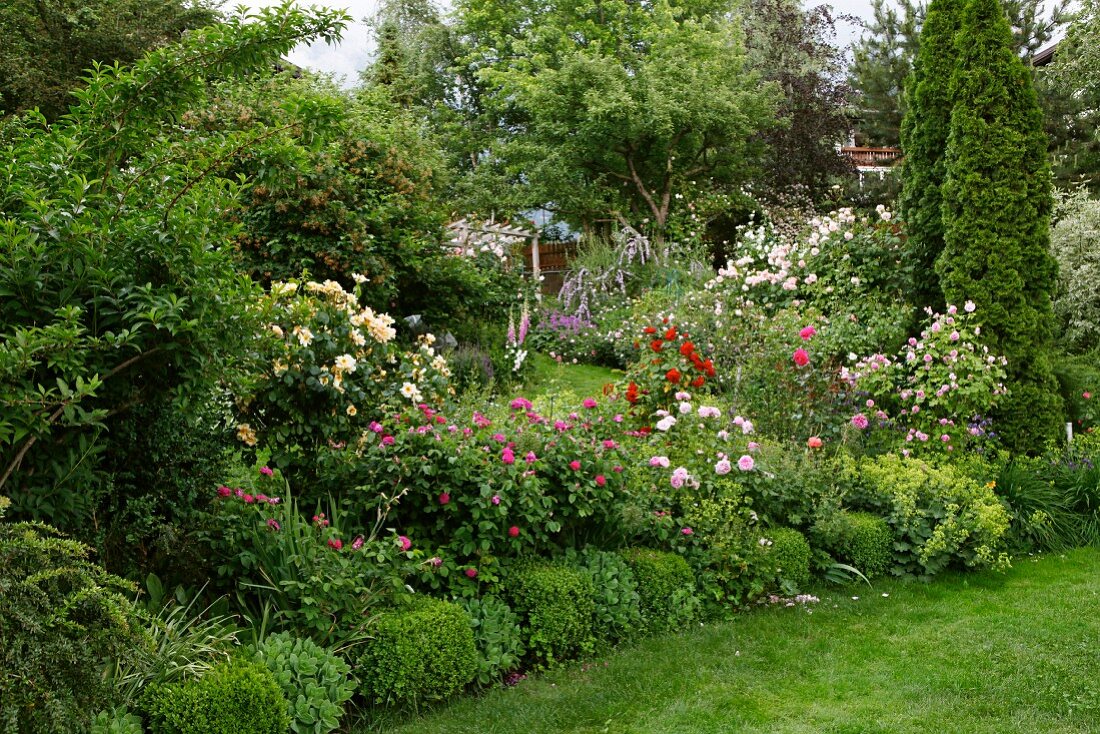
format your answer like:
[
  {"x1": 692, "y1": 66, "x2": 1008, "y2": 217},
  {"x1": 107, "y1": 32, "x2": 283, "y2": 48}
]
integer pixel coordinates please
[
  {"x1": 938, "y1": 0, "x2": 1063, "y2": 450},
  {"x1": 897, "y1": 0, "x2": 963, "y2": 312}
]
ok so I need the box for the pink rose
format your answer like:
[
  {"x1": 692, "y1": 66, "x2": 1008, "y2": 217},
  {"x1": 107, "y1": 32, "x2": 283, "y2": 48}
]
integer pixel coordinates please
[
  {"x1": 569, "y1": 460, "x2": 581, "y2": 471},
  {"x1": 398, "y1": 535, "x2": 412, "y2": 551},
  {"x1": 502, "y1": 449, "x2": 515, "y2": 465},
  {"x1": 595, "y1": 474, "x2": 607, "y2": 486},
  {"x1": 328, "y1": 538, "x2": 343, "y2": 551},
  {"x1": 217, "y1": 485, "x2": 231, "y2": 498},
  {"x1": 738, "y1": 455, "x2": 755, "y2": 472},
  {"x1": 583, "y1": 398, "x2": 598, "y2": 409},
  {"x1": 508, "y1": 526, "x2": 520, "y2": 537},
  {"x1": 799, "y1": 326, "x2": 817, "y2": 340},
  {"x1": 259, "y1": 466, "x2": 273, "y2": 477},
  {"x1": 681, "y1": 527, "x2": 694, "y2": 536},
  {"x1": 438, "y1": 492, "x2": 450, "y2": 505},
  {"x1": 491, "y1": 495, "x2": 501, "y2": 505},
  {"x1": 381, "y1": 435, "x2": 395, "y2": 446},
  {"x1": 793, "y1": 348, "x2": 810, "y2": 367},
  {"x1": 465, "y1": 567, "x2": 478, "y2": 578}
]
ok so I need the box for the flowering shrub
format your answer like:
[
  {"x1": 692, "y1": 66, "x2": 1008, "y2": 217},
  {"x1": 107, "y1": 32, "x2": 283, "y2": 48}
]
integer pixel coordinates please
[
  {"x1": 344, "y1": 398, "x2": 630, "y2": 595},
  {"x1": 208, "y1": 469, "x2": 417, "y2": 648},
  {"x1": 623, "y1": 319, "x2": 716, "y2": 420},
  {"x1": 236, "y1": 277, "x2": 451, "y2": 473},
  {"x1": 843, "y1": 304, "x2": 1008, "y2": 456},
  {"x1": 528, "y1": 310, "x2": 605, "y2": 365}
]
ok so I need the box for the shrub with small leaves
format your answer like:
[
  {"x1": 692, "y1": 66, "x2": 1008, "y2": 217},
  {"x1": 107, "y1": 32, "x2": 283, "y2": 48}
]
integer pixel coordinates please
[
  {"x1": 90, "y1": 708, "x2": 144, "y2": 734},
  {"x1": 836, "y1": 511, "x2": 894, "y2": 578},
  {"x1": 141, "y1": 659, "x2": 290, "y2": 734},
  {"x1": 246, "y1": 632, "x2": 355, "y2": 734},
  {"x1": 357, "y1": 598, "x2": 477, "y2": 706},
  {"x1": 767, "y1": 527, "x2": 812, "y2": 589},
  {"x1": 619, "y1": 548, "x2": 699, "y2": 633},
  {"x1": 458, "y1": 595, "x2": 526, "y2": 686},
  {"x1": 504, "y1": 561, "x2": 597, "y2": 667},
  {"x1": 565, "y1": 548, "x2": 643, "y2": 644}
]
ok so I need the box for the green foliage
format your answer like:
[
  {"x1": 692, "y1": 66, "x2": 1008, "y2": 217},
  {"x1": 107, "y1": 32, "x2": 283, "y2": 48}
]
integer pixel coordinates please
[
  {"x1": 848, "y1": 0, "x2": 922, "y2": 147},
  {"x1": 0, "y1": 3, "x2": 348, "y2": 537},
  {"x1": 357, "y1": 598, "x2": 478, "y2": 706},
  {"x1": 858, "y1": 455, "x2": 1011, "y2": 577},
  {"x1": 90, "y1": 708, "x2": 144, "y2": 734},
  {"x1": 767, "y1": 527, "x2": 812, "y2": 589},
  {"x1": 1050, "y1": 190, "x2": 1100, "y2": 353},
  {"x1": 619, "y1": 548, "x2": 699, "y2": 633},
  {"x1": 505, "y1": 561, "x2": 597, "y2": 667},
  {"x1": 0, "y1": 521, "x2": 146, "y2": 734},
  {"x1": 678, "y1": 495, "x2": 771, "y2": 613},
  {"x1": 994, "y1": 460, "x2": 1083, "y2": 551},
  {"x1": 247, "y1": 632, "x2": 355, "y2": 734},
  {"x1": 141, "y1": 658, "x2": 290, "y2": 734},
  {"x1": 456, "y1": 0, "x2": 778, "y2": 236},
  {"x1": 0, "y1": 0, "x2": 218, "y2": 120},
  {"x1": 898, "y1": 0, "x2": 962, "y2": 311},
  {"x1": 458, "y1": 594, "x2": 526, "y2": 686},
  {"x1": 564, "y1": 548, "x2": 643, "y2": 644},
  {"x1": 834, "y1": 511, "x2": 894, "y2": 579},
  {"x1": 938, "y1": 0, "x2": 1063, "y2": 450}
]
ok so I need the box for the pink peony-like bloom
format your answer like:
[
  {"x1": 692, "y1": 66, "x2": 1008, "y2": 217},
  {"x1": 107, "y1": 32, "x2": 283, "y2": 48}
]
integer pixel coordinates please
[
  {"x1": 851, "y1": 414, "x2": 870, "y2": 430},
  {"x1": 941, "y1": 434, "x2": 951, "y2": 443},
  {"x1": 583, "y1": 398, "x2": 598, "y2": 409},
  {"x1": 1084, "y1": 392, "x2": 1092, "y2": 400},
  {"x1": 603, "y1": 440, "x2": 618, "y2": 449},
  {"x1": 351, "y1": 535, "x2": 365, "y2": 550},
  {"x1": 526, "y1": 451, "x2": 538, "y2": 463},
  {"x1": 260, "y1": 466, "x2": 274, "y2": 477},
  {"x1": 381, "y1": 435, "x2": 395, "y2": 446},
  {"x1": 492, "y1": 433, "x2": 507, "y2": 443},
  {"x1": 964, "y1": 300, "x2": 976, "y2": 313},
  {"x1": 807, "y1": 436, "x2": 823, "y2": 449},
  {"x1": 502, "y1": 449, "x2": 515, "y2": 465},
  {"x1": 217, "y1": 485, "x2": 231, "y2": 498},
  {"x1": 398, "y1": 535, "x2": 412, "y2": 551},
  {"x1": 793, "y1": 348, "x2": 810, "y2": 367},
  {"x1": 595, "y1": 474, "x2": 607, "y2": 487},
  {"x1": 466, "y1": 567, "x2": 478, "y2": 578},
  {"x1": 369, "y1": 421, "x2": 384, "y2": 433},
  {"x1": 491, "y1": 494, "x2": 501, "y2": 505},
  {"x1": 613, "y1": 414, "x2": 624, "y2": 423},
  {"x1": 438, "y1": 492, "x2": 451, "y2": 505},
  {"x1": 681, "y1": 527, "x2": 694, "y2": 536},
  {"x1": 738, "y1": 455, "x2": 755, "y2": 471},
  {"x1": 266, "y1": 518, "x2": 280, "y2": 531},
  {"x1": 569, "y1": 460, "x2": 581, "y2": 471},
  {"x1": 799, "y1": 326, "x2": 817, "y2": 340},
  {"x1": 715, "y1": 459, "x2": 732, "y2": 475},
  {"x1": 649, "y1": 456, "x2": 671, "y2": 468},
  {"x1": 670, "y1": 467, "x2": 689, "y2": 489},
  {"x1": 510, "y1": 397, "x2": 533, "y2": 411},
  {"x1": 243, "y1": 494, "x2": 255, "y2": 504},
  {"x1": 328, "y1": 538, "x2": 343, "y2": 551}
]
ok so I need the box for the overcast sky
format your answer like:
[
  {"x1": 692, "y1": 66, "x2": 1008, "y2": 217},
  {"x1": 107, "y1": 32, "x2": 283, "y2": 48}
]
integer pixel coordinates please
[{"x1": 241, "y1": 0, "x2": 877, "y2": 84}]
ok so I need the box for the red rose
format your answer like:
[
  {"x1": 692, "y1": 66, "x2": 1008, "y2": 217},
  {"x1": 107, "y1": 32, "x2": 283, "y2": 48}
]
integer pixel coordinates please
[
  {"x1": 664, "y1": 328, "x2": 677, "y2": 340},
  {"x1": 438, "y1": 492, "x2": 451, "y2": 505},
  {"x1": 650, "y1": 340, "x2": 663, "y2": 352},
  {"x1": 679, "y1": 341, "x2": 695, "y2": 357},
  {"x1": 666, "y1": 368, "x2": 682, "y2": 384},
  {"x1": 703, "y1": 359, "x2": 716, "y2": 377},
  {"x1": 691, "y1": 376, "x2": 705, "y2": 388},
  {"x1": 644, "y1": 326, "x2": 657, "y2": 334},
  {"x1": 626, "y1": 382, "x2": 640, "y2": 404}
]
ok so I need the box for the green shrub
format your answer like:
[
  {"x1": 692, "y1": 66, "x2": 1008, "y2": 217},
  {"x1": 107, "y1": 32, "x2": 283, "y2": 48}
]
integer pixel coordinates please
[
  {"x1": 836, "y1": 512, "x2": 894, "y2": 579},
  {"x1": 141, "y1": 659, "x2": 290, "y2": 734},
  {"x1": 619, "y1": 548, "x2": 699, "y2": 633},
  {"x1": 247, "y1": 632, "x2": 355, "y2": 734},
  {"x1": 357, "y1": 598, "x2": 477, "y2": 706},
  {"x1": 858, "y1": 455, "x2": 1011, "y2": 577},
  {"x1": 0, "y1": 521, "x2": 146, "y2": 734},
  {"x1": 90, "y1": 708, "x2": 144, "y2": 734},
  {"x1": 565, "y1": 548, "x2": 643, "y2": 644},
  {"x1": 767, "y1": 527, "x2": 811, "y2": 589},
  {"x1": 504, "y1": 561, "x2": 597, "y2": 667},
  {"x1": 459, "y1": 595, "x2": 526, "y2": 686}
]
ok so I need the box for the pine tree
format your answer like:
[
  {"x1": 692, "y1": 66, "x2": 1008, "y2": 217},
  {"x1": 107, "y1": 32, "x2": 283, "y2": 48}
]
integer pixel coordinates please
[
  {"x1": 897, "y1": 0, "x2": 963, "y2": 311},
  {"x1": 938, "y1": 0, "x2": 1063, "y2": 449},
  {"x1": 848, "y1": 0, "x2": 923, "y2": 147}
]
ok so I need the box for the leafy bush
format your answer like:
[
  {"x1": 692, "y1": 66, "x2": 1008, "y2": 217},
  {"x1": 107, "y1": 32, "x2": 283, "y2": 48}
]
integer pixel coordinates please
[
  {"x1": 504, "y1": 561, "x2": 597, "y2": 667},
  {"x1": 619, "y1": 548, "x2": 699, "y2": 633},
  {"x1": 90, "y1": 708, "x2": 144, "y2": 734},
  {"x1": 564, "y1": 548, "x2": 643, "y2": 644},
  {"x1": 835, "y1": 512, "x2": 893, "y2": 579},
  {"x1": 247, "y1": 632, "x2": 355, "y2": 734},
  {"x1": 0, "y1": 521, "x2": 146, "y2": 734},
  {"x1": 141, "y1": 659, "x2": 290, "y2": 734},
  {"x1": 858, "y1": 455, "x2": 1011, "y2": 577},
  {"x1": 458, "y1": 595, "x2": 526, "y2": 686},
  {"x1": 357, "y1": 598, "x2": 478, "y2": 706},
  {"x1": 994, "y1": 460, "x2": 1083, "y2": 551},
  {"x1": 767, "y1": 527, "x2": 812, "y2": 589},
  {"x1": 1051, "y1": 189, "x2": 1100, "y2": 353}
]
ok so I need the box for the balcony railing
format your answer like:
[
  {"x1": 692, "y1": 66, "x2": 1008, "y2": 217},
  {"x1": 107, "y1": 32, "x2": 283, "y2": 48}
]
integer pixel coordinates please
[{"x1": 841, "y1": 146, "x2": 903, "y2": 167}]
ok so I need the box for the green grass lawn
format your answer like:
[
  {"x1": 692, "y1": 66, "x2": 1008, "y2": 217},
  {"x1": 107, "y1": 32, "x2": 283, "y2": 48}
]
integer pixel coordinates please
[
  {"x1": 365, "y1": 548, "x2": 1100, "y2": 733},
  {"x1": 522, "y1": 353, "x2": 622, "y2": 402}
]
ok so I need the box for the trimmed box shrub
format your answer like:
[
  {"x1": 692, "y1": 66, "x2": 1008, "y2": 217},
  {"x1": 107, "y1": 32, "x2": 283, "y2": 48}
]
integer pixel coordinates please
[
  {"x1": 837, "y1": 512, "x2": 894, "y2": 579},
  {"x1": 141, "y1": 659, "x2": 290, "y2": 734},
  {"x1": 505, "y1": 561, "x2": 596, "y2": 667},
  {"x1": 357, "y1": 598, "x2": 477, "y2": 706},
  {"x1": 768, "y1": 527, "x2": 811, "y2": 589},
  {"x1": 619, "y1": 548, "x2": 698, "y2": 633},
  {"x1": 246, "y1": 632, "x2": 355, "y2": 734}
]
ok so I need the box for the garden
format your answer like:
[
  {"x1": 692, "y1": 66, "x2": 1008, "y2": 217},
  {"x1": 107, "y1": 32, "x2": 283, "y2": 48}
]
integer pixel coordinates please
[{"x1": 1, "y1": 0, "x2": 1099, "y2": 732}]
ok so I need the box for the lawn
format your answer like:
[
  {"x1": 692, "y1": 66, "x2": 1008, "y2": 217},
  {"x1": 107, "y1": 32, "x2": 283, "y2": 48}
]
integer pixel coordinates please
[
  {"x1": 523, "y1": 353, "x2": 622, "y2": 401},
  {"x1": 367, "y1": 548, "x2": 1100, "y2": 733}
]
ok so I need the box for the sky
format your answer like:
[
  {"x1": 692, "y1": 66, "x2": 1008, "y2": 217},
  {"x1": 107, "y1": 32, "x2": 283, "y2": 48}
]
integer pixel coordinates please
[{"x1": 240, "y1": 0, "x2": 878, "y2": 84}]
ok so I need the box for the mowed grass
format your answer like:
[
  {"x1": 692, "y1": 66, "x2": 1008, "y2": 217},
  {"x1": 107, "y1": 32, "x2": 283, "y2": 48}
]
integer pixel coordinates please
[
  {"x1": 366, "y1": 548, "x2": 1100, "y2": 734},
  {"x1": 523, "y1": 353, "x2": 622, "y2": 402}
]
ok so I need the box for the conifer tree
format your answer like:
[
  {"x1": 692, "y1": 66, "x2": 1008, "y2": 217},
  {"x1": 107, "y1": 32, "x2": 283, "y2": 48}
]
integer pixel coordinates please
[
  {"x1": 938, "y1": 0, "x2": 1063, "y2": 449},
  {"x1": 897, "y1": 0, "x2": 963, "y2": 311}
]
